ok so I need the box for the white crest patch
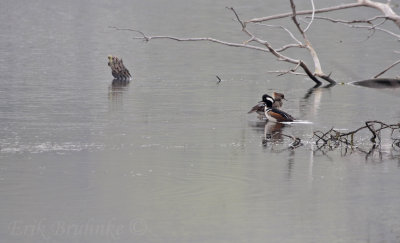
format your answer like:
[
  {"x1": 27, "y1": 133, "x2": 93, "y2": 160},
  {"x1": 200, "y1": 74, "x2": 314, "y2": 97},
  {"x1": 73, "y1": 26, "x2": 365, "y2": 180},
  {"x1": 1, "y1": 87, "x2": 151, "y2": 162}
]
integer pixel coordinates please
[{"x1": 266, "y1": 97, "x2": 275, "y2": 103}]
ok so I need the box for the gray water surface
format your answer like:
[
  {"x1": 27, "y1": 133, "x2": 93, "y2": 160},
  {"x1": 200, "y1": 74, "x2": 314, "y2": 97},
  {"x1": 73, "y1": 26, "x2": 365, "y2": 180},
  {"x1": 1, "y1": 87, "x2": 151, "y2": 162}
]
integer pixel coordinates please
[{"x1": 1, "y1": 0, "x2": 400, "y2": 242}]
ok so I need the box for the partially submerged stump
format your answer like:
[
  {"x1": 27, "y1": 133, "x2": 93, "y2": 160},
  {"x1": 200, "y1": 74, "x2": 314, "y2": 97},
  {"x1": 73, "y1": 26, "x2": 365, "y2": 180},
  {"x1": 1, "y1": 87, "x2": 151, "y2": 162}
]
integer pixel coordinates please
[{"x1": 107, "y1": 55, "x2": 132, "y2": 80}]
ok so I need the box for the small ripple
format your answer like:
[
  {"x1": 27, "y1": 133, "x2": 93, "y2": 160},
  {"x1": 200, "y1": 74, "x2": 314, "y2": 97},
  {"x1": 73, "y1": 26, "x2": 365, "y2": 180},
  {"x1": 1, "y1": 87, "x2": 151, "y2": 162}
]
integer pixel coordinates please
[
  {"x1": 0, "y1": 142, "x2": 104, "y2": 154},
  {"x1": 150, "y1": 168, "x2": 254, "y2": 202}
]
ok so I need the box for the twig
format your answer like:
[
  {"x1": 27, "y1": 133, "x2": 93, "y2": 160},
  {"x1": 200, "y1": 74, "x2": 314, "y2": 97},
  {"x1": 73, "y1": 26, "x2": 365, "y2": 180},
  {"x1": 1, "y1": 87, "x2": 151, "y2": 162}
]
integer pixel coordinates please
[
  {"x1": 276, "y1": 44, "x2": 303, "y2": 52},
  {"x1": 308, "y1": 15, "x2": 388, "y2": 25},
  {"x1": 268, "y1": 71, "x2": 307, "y2": 77},
  {"x1": 216, "y1": 75, "x2": 222, "y2": 84},
  {"x1": 254, "y1": 23, "x2": 303, "y2": 46},
  {"x1": 310, "y1": 16, "x2": 400, "y2": 39},
  {"x1": 268, "y1": 63, "x2": 306, "y2": 77},
  {"x1": 134, "y1": 35, "x2": 270, "y2": 52},
  {"x1": 374, "y1": 59, "x2": 400, "y2": 78},
  {"x1": 352, "y1": 25, "x2": 400, "y2": 39},
  {"x1": 304, "y1": 0, "x2": 315, "y2": 32},
  {"x1": 108, "y1": 26, "x2": 150, "y2": 40}
]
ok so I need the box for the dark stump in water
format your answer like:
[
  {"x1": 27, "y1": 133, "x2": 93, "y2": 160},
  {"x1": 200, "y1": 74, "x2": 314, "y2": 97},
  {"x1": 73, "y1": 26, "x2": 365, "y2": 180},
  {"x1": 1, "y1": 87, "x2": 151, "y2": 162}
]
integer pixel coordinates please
[{"x1": 107, "y1": 55, "x2": 132, "y2": 81}]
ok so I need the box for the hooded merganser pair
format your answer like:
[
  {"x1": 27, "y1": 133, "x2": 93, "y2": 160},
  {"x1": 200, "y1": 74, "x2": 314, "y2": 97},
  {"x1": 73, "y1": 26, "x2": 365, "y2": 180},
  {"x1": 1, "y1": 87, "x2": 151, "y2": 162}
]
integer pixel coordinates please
[
  {"x1": 248, "y1": 93, "x2": 294, "y2": 122},
  {"x1": 248, "y1": 92, "x2": 286, "y2": 115}
]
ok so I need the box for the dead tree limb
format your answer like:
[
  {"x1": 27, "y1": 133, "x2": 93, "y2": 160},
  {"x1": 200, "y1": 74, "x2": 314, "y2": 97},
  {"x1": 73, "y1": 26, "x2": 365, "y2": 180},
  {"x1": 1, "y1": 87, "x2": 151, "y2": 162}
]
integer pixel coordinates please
[
  {"x1": 290, "y1": 0, "x2": 321, "y2": 75},
  {"x1": 113, "y1": 1, "x2": 399, "y2": 84},
  {"x1": 308, "y1": 16, "x2": 400, "y2": 40},
  {"x1": 246, "y1": 0, "x2": 400, "y2": 29},
  {"x1": 246, "y1": 3, "x2": 362, "y2": 24},
  {"x1": 289, "y1": 0, "x2": 335, "y2": 84},
  {"x1": 231, "y1": 6, "x2": 330, "y2": 84}
]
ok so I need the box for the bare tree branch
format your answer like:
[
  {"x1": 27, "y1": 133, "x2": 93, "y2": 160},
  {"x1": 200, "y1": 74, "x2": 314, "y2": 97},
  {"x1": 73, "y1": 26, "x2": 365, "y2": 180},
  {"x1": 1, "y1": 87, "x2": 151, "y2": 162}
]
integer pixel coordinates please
[
  {"x1": 351, "y1": 25, "x2": 400, "y2": 39},
  {"x1": 246, "y1": 2, "x2": 363, "y2": 24},
  {"x1": 109, "y1": 25, "x2": 270, "y2": 52},
  {"x1": 133, "y1": 35, "x2": 270, "y2": 52},
  {"x1": 276, "y1": 44, "x2": 303, "y2": 52},
  {"x1": 374, "y1": 59, "x2": 400, "y2": 78},
  {"x1": 108, "y1": 26, "x2": 149, "y2": 40},
  {"x1": 227, "y1": 6, "x2": 324, "y2": 84},
  {"x1": 309, "y1": 16, "x2": 400, "y2": 39},
  {"x1": 304, "y1": 0, "x2": 316, "y2": 32},
  {"x1": 268, "y1": 63, "x2": 307, "y2": 76},
  {"x1": 308, "y1": 15, "x2": 388, "y2": 25},
  {"x1": 289, "y1": 0, "x2": 335, "y2": 84},
  {"x1": 361, "y1": 0, "x2": 400, "y2": 28},
  {"x1": 255, "y1": 23, "x2": 303, "y2": 46},
  {"x1": 246, "y1": 0, "x2": 400, "y2": 29},
  {"x1": 268, "y1": 71, "x2": 307, "y2": 77},
  {"x1": 113, "y1": 1, "x2": 398, "y2": 84}
]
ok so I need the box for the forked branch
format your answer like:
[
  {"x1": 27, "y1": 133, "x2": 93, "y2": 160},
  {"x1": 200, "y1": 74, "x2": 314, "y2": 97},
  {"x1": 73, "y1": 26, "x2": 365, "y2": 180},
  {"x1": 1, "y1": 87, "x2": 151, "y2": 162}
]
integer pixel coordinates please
[{"x1": 246, "y1": 0, "x2": 400, "y2": 29}]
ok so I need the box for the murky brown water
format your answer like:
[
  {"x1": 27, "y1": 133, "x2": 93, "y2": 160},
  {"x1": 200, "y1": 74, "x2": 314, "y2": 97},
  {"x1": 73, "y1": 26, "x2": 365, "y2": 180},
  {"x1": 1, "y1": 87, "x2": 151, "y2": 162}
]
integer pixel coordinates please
[{"x1": 1, "y1": 0, "x2": 400, "y2": 242}]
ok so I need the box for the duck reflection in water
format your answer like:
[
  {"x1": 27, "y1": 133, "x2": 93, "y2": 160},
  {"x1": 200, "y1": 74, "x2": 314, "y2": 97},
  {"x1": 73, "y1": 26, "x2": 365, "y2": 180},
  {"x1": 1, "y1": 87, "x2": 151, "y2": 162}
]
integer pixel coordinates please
[
  {"x1": 249, "y1": 120, "x2": 287, "y2": 146},
  {"x1": 262, "y1": 122, "x2": 285, "y2": 145}
]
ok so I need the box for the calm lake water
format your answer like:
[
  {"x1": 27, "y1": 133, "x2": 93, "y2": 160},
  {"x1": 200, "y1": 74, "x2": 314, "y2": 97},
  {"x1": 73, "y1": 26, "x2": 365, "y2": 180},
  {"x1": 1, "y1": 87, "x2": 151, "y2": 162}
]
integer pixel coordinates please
[{"x1": 1, "y1": 0, "x2": 400, "y2": 242}]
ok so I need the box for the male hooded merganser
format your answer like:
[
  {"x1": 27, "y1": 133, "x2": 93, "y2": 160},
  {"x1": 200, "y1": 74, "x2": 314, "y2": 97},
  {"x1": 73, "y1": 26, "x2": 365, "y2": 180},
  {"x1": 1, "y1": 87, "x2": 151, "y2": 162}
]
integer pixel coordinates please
[
  {"x1": 248, "y1": 92, "x2": 286, "y2": 116},
  {"x1": 264, "y1": 95, "x2": 294, "y2": 122}
]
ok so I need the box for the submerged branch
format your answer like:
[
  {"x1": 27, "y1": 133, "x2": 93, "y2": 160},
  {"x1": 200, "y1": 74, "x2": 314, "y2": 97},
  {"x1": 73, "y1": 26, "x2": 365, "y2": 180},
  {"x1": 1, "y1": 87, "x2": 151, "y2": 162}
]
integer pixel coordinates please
[
  {"x1": 313, "y1": 121, "x2": 400, "y2": 149},
  {"x1": 374, "y1": 59, "x2": 400, "y2": 78}
]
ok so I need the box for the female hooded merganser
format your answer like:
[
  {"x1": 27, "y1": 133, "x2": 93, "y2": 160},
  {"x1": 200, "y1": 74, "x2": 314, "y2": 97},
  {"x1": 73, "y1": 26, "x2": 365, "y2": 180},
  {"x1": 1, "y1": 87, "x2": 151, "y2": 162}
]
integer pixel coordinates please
[
  {"x1": 272, "y1": 92, "x2": 286, "y2": 109},
  {"x1": 248, "y1": 92, "x2": 286, "y2": 115},
  {"x1": 264, "y1": 95, "x2": 294, "y2": 122}
]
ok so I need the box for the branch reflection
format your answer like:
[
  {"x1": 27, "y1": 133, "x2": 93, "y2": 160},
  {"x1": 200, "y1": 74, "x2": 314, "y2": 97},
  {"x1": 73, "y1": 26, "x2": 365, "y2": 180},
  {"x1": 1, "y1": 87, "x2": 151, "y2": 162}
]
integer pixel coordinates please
[{"x1": 300, "y1": 83, "x2": 335, "y2": 119}]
